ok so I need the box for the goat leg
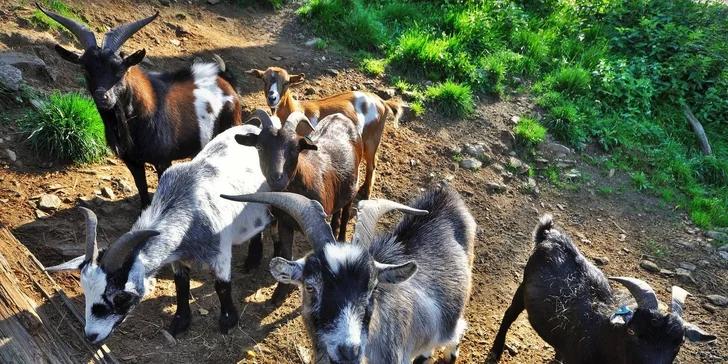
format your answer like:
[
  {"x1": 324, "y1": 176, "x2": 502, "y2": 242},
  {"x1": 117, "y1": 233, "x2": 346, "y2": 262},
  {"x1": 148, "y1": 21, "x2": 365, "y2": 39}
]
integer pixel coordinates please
[
  {"x1": 215, "y1": 280, "x2": 239, "y2": 334},
  {"x1": 124, "y1": 158, "x2": 151, "y2": 210},
  {"x1": 244, "y1": 232, "x2": 264, "y2": 273},
  {"x1": 330, "y1": 210, "x2": 342, "y2": 241},
  {"x1": 487, "y1": 284, "x2": 526, "y2": 363},
  {"x1": 168, "y1": 263, "x2": 192, "y2": 337},
  {"x1": 338, "y1": 202, "x2": 352, "y2": 241},
  {"x1": 155, "y1": 161, "x2": 171, "y2": 180},
  {"x1": 270, "y1": 222, "x2": 295, "y2": 305}
]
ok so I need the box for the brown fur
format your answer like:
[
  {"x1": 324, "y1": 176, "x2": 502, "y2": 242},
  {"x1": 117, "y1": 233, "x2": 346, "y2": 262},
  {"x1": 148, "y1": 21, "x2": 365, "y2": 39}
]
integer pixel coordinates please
[
  {"x1": 126, "y1": 66, "x2": 156, "y2": 119},
  {"x1": 216, "y1": 77, "x2": 242, "y2": 126},
  {"x1": 165, "y1": 82, "x2": 197, "y2": 137}
]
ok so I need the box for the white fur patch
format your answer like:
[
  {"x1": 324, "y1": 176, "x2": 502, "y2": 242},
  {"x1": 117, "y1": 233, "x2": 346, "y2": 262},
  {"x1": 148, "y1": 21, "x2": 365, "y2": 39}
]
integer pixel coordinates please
[
  {"x1": 268, "y1": 81, "x2": 280, "y2": 108},
  {"x1": 410, "y1": 289, "x2": 443, "y2": 358},
  {"x1": 322, "y1": 304, "x2": 364, "y2": 361},
  {"x1": 80, "y1": 263, "x2": 118, "y2": 343},
  {"x1": 352, "y1": 92, "x2": 380, "y2": 136},
  {"x1": 191, "y1": 62, "x2": 234, "y2": 148},
  {"x1": 324, "y1": 244, "x2": 364, "y2": 274}
]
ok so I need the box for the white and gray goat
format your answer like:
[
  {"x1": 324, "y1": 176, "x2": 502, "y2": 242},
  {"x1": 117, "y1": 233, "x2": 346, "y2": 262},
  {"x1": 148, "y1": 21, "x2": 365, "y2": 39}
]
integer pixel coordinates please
[
  {"x1": 45, "y1": 124, "x2": 271, "y2": 343},
  {"x1": 222, "y1": 187, "x2": 476, "y2": 363}
]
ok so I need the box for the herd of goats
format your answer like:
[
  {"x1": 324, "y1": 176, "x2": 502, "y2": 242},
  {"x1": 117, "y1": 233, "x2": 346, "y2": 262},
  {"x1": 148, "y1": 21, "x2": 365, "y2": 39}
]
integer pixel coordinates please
[{"x1": 32, "y1": 5, "x2": 718, "y2": 364}]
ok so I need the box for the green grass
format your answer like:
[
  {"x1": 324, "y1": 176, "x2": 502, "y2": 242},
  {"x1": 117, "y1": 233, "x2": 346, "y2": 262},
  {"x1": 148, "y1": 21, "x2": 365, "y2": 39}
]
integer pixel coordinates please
[
  {"x1": 646, "y1": 240, "x2": 669, "y2": 258},
  {"x1": 237, "y1": 0, "x2": 284, "y2": 9},
  {"x1": 32, "y1": 0, "x2": 86, "y2": 34},
  {"x1": 19, "y1": 92, "x2": 108, "y2": 164},
  {"x1": 297, "y1": 0, "x2": 728, "y2": 229},
  {"x1": 514, "y1": 117, "x2": 547, "y2": 146},
  {"x1": 360, "y1": 57, "x2": 386, "y2": 76},
  {"x1": 425, "y1": 81, "x2": 474, "y2": 118}
]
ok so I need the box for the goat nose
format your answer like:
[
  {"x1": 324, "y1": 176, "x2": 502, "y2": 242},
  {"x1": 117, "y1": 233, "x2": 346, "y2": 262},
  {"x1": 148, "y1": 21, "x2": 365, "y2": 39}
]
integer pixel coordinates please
[
  {"x1": 337, "y1": 344, "x2": 360, "y2": 361},
  {"x1": 85, "y1": 333, "x2": 99, "y2": 343},
  {"x1": 94, "y1": 90, "x2": 108, "y2": 101}
]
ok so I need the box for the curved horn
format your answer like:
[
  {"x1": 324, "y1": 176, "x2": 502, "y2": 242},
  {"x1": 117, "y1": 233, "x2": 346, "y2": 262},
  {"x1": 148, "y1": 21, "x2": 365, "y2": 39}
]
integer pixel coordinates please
[
  {"x1": 36, "y1": 3, "x2": 97, "y2": 50},
  {"x1": 102, "y1": 12, "x2": 159, "y2": 52},
  {"x1": 100, "y1": 230, "x2": 159, "y2": 272},
  {"x1": 221, "y1": 192, "x2": 334, "y2": 250},
  {"x1": 609, "y1": 277, "x2": 659, "y2": 311},
  {"x1": 284, "y1": 111, "x2": 315, "y2": 135},
  {"x1": 245, "y1": 109, "x2": 276, "y2": 130},
  {"x1": 78, "y1": 207, "x2": 99, "y2": 263},
  {"x1": 352, "y1": 199, "x2": 428, "y2": 248},
  {"x1": 670, "y1": 286, "x2": 691, "y2": 317}
]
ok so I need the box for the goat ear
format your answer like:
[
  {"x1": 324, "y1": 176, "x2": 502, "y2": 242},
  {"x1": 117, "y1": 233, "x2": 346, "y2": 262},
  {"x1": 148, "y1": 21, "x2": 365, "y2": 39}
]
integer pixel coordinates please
[
  {"x1": 123, "y1": 49, "x2": 146, "y2": 67},
  {"x1": 269, "y1": 257, "x2": 304, "y2": 286},
  {"x1": 684, "y1": 323, "x2": 717, "y2": 343},
  {"x1": 298, "y1": 137, "x2": 317, "y2": 151},
  {"x1": 235, "y1": 133, "x2": 258, "y2": 147},
  {"x1": 290, "y1": 73, "x2": 305, "y2": 84},
  {"x1": 54, "y1": 44, "x2": 82, "y2": 64},
  {"x1": 375, "y1": 261, "x2": 417, "y2": 285},
  {"x1": 246, "y1": 69, "x2": 265, "y2": 78},
  {"x1": 45, "y1": 255, "x2": 87, "y2": 272}
]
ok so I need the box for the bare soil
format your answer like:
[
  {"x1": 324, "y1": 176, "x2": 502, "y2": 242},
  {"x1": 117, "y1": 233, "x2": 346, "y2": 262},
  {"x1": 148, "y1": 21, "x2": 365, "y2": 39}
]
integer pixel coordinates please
[{"x1": 1, "y1": 1, "x2": 726, "y2": 363}]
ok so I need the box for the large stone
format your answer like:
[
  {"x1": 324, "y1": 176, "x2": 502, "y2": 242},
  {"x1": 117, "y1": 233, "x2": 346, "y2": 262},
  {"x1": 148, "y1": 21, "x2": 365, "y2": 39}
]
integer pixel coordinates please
[
  {"x1": 463, "y1": 143, "x2": 491, "y2": 162},
  {"x1": 0, "y1": 64, "x2": 22, "y2": 90},
  {"x1": 719, "y1": 250, "x2": 728, "y2": 262},
  {"x1": 485, "y1": 182, "x2": 506, "y2": 193},
  {"x1": 38, "y1": 194, "x2": 61, "y2": 211},
  {"x1": 102, "y1": 187, "x2": 116, "y2": 200},
  {"x1": 706, "y1": 295, "x2": 728, "y2": 307},
  {"x1": 459, "y1": 158, "x2": 482, "y2": 170},
  {"x1": 508, "y1": 156, "x2": 530, "y2": 175},
  {"x1": 679, "y1": 263, "x2": 696, "y2": 271},
  {"x1": 706, "y1": 230, "x2": 728, "y2": 242},
  {"x1": 0, "y1": 51, "x2": 53, "y2": 81},
  {"x1": 594, "y1": 257, "x2": 610, "y2": 266},
  {"x1": 4, "y1": 149, "x2": 16, "y2": 162},
  {"x1": 640, "y1": 260, "x2": 660, "y2": 272},
  {"x1": 539, "y1": 142, "x2": 572, "y2": 159},
  {"x1": 674, "y1": 268, "x2": 694, "y2": 284}
]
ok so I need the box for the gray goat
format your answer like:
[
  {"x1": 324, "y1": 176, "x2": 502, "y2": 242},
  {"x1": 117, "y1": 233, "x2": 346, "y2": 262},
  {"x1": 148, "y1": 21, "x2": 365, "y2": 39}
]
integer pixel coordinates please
[
  {"x1": 45, "y1": 124, "x2": 271, "y2": 343},
  {"x1": 222, "y1": 187, "x2": 476, "y2": 363},
  {"x1": 488, "y1": 215, "x2": 716, "y2": 364}
]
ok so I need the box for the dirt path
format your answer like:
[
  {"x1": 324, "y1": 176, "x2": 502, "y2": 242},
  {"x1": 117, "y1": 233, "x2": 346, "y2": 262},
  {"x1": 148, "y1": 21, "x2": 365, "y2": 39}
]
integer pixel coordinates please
[{"x1": 1, "y1": 1, "x2": 726, "y2": 363}]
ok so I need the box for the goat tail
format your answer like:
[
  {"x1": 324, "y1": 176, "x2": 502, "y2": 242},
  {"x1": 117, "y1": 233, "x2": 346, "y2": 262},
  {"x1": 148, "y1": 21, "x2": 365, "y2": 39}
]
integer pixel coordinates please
[
  {"x1": 213, "y1": 53, "x2": 238, "y2": 89},
  {"x1": 533, "y1": 214, "x2": 554, "y2": 245},
  {"x1": 384, "y1": 99, "x2": 402, "y2": 129}
]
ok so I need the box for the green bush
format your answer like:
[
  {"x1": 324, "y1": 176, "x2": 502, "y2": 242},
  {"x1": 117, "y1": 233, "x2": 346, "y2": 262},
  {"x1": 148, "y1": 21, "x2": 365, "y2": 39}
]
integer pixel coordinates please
[
  {"x1": 425, "y1": 81, "x2": 474, "y2": 118},
  {"x1": 515, "y1": 117, "x2": 547, "y2": 146},
  {"x1": 360, "y1": 58, "x2": 386, "y2": 76},
  {"x1": 19, "y1": 92, "x2": 107, "y2": 164}
]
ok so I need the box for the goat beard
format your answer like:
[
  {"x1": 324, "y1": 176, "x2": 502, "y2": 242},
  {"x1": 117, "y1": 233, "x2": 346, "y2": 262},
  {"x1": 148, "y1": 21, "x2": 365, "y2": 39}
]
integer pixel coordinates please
[{"x1": 99, "y1": 103, "x2": 135, "y2": 157}]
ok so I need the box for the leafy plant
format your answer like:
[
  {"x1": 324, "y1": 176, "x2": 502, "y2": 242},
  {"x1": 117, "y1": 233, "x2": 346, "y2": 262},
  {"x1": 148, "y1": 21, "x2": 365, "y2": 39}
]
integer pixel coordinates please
[
  {"x1": 425, "y1": 81, "x2": 474, "y2": 117},
  {"x1": 514, "y1": 117, "x2": 547, "y2": 146},
  {"x1": 360, "y1": 58, "x2": 386, "y2": 76}
]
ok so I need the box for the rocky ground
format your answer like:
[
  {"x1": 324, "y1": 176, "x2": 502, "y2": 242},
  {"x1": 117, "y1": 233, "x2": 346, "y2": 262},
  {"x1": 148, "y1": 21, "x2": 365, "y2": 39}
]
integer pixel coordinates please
[{"x1": 1, "y1": 0, "x2": 727, "y2": 363}]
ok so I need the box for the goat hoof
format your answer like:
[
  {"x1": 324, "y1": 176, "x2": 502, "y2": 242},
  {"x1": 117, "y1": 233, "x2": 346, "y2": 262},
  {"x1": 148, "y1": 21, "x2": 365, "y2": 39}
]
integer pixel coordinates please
[
  {"x1": 269, "y1": 283, "x2": 293, "y2": 305},
  {"x1": 168, "y1": 314, "x2": 191, "y2": 337},
  {"x1": 218, "y1": 310, "x2": 239, "y2": 334}
]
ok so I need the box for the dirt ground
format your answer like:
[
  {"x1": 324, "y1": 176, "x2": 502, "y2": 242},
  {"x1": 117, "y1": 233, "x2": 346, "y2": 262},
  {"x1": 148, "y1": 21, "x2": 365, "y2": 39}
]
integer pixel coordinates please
[{"x1": 1, "y1": 1, "x2": 726, "y2": 363}]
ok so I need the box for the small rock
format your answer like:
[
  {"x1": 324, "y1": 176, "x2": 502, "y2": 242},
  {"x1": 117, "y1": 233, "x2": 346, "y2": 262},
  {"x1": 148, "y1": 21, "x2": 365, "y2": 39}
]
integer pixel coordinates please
[
  {"x1": 594, "y1": 257, "x2": 610, "y2": 266},
  {"x1": 326, "y1": 69, "x2": 339, "y2": 77},
  {"x1": 510, "y1": 115, "x2": 520, "y2": 124},
  {"x1": 533, "y1": 158, "x2": 549, "y2": 169},
  {"x1": 675, "y1": 268, "x2": 694, "y2": 284},
  {"x1": 659, "y1": 269, "x2": 674, "y2": 276},
  {"x1": 304, "y1": 87, "x2": 316, "y2": 95},
  {"x1": 0, "y1": 64, "x2": 22, "y2": 91},
  {"x1": 162, "y1": 330, "x2": 177, "y2": 345},
  {"x1": 679, "y1": 263, "x2": 696, "y2": 271},
  {"x1": 697, "y1": 259, "x2": 710, "y2": 267},
  {"x1": 539, "y1": 142, "x2": 572, "y2": 159},
  {"x1": 38, "y1": 194, "x2": 61, "y2": 211},
  {"x1": 706, "y1": 230, "x2": 728, "y2": 242},
  {"x1": 459, "y1": 158, "x2": 482, "y2": 170},
  {"x1": 160, "y1": 0, "x2": 170, "y2": 6},
  {"x1": 118, "y1": 180, "x2": 134, "y2": 194},
  {"x1": 102, "y1": 187, "x2": 116, "y2": 200},
  {"x1": 499, "y1": 130, "x2": 516, "y2": 152},
  {"x1": 556, "y1": 204, "x2": 565, "y2": 211},
  {"x1": 270, "y1": 56, "x2": 282, "y2": 61},
  {"x1": 217, "y1": 16, "x2": 228, "y2": 22},
  {"x1": 169, "y1": 39, "x2": 181, "y2": 46},
  {"x1": 705, "y1": 295, "x2": 728, "y2": 307},
  {"x1": 640, "y1": 260, "x2": 660, "y2": 273},
  {"x1": 35, "y1": 209, "x2": 48, "y2": 218},
  {"x1": 719, "y1": 244, "x2": 728, "y2": 252},
  {"x1": 719, "y1": 251, "x2": 728, "y2": 262},
  {"x1": 296, "y1": 345, "x2": 312, "y2": 364},
  {"x1": 208, "y1": 0, "x2": 221, "y2": 4},
  {"x1": 485, "y1": 182, "x2": 506, "y2": 193},
  {"x1": 409, "y1": 159, "x2": 417, "y2": 167},
  {"x1": 198, "y1": 308, "x2": 210, "y2": 316},
  {"x1": 463, "y1": 143, "x2": 491, "y2": 162},
  {"x1": 523, "y1": 177, "x2": 539, "y2": 194},
  {"x1": 676, "y1": 240, "x2": 695, "y2": 249},
  {"x1": 554, "y1": 158, "x2": 577, "y2": 168},
  {"x1": 618, "y1": 233, "x2": 627, "y2": 242},
  {"x1": 508, "y1": 156, "x2": 529, "y2": 174},
  {"x1": 702, "y1": 303, "x2": 717, "y2": 313}
]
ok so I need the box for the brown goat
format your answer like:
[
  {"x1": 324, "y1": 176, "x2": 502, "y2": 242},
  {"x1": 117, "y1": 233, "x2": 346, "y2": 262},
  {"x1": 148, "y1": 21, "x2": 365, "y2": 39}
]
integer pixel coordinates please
[
  {"x1": 235, "y1": 110, "x2": 363, "y2": 304},
  {"x1": 247, "y1": 67, "x2": 400, "y2": 200}
]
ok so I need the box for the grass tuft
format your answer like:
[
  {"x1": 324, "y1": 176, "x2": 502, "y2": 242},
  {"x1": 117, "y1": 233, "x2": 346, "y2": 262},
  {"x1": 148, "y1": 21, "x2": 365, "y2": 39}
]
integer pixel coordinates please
[
  {"x1": 425, "y1": 81, "x2": 474, "y2": 118},
  {"x1": 19, "y1": 92, "x2": 107, "y2": 164},
  {"x1": 33, "y1": 0, "x2": 86, "y2": 34},
  {"x1": 514, "y1": 117, "x2": 547, "y2": 146},
  {"x1": 360, "y1": 58, "x2": 386, "y2": 76}
]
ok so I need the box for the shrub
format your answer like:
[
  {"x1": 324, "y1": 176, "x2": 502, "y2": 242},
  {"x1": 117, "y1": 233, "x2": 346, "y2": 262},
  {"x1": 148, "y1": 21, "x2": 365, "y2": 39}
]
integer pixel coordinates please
[
  {"x1": 425, "y1": 81, "x2": 474, "y2": 118},
  {"x1": 360, "y1": 58, "x2": 386, "y2": 76},
  {"x1": 515, "y1": 117, "x2": 547, "y2": 146},
  {"x1": 19, "y1": 92, "x2": 107, "y2": 164}
]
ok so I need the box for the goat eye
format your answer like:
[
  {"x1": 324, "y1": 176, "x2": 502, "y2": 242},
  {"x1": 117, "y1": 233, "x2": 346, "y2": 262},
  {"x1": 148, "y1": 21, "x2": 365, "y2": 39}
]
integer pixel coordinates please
[
  {"x1": 627, "y1": 328, "x2": 635, "y2": 336},
  {"x1": 305, "y1": 285, "x2": 315, "y2": 293}
]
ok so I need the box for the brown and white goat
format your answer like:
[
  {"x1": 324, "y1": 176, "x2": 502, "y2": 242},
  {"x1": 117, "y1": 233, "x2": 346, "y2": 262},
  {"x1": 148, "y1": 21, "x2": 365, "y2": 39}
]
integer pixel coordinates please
[
  {"x1": 247, "y1": 67, "x2": 400, "y2": 200},
  {"x1": 235, "y1": 109, "x2": 363, "y2": 304},
  {"x1": 39, "y1": 5, "x2": 241, "y2": 210}
]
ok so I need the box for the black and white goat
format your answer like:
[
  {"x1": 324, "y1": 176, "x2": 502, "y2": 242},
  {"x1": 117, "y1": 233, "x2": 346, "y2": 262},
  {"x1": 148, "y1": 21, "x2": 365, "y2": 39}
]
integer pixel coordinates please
[
  {"x1": 45, "y1": 124, "x2": 271, "y2": 343},
  {"x1": 222, "y1": 187, "x2": 476, "y2": 363},
  {"x1": 488, "y1": 215, "x2": 717, "y2": 364},
  {"x1": 235, "y1": 109, "x2": 362, "y2": 304},
  {"x1": 39, "y1": 5, "x2": 242, "y2": 209}
]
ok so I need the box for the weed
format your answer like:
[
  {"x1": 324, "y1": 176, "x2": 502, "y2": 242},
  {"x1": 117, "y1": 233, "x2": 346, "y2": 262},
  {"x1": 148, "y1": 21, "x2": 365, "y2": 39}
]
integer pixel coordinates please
[
  {"x1": 410, "y1": 101, "x2": 425, "y2": 117},
  {"x1": 19, "y1": 92, "x2": 107, "y2": 164},
  {"x1": 425, "y1": 81, "x2": 474, "y2": 118},
  {"x1": 314, "y1": 38, "x2": 328, "y2": 50},
  {"x1": 360, "y1": 58, "x2": 386, "y2": 76},
  {"x1": 514, "y1": 117, "x2": 547, "y2": 146},
  {"x1": 452, "y1": 153, "x2": 463, "y2": 163},
  {"x1": 599, "y1": 186, "x2": 613, "y2": 195},
  {"x1": 630, "y1": 171, "x2": 649, "y2": 191},
  {"x1": 645, "y1": 240, "x2": 669, "y2": 258}
]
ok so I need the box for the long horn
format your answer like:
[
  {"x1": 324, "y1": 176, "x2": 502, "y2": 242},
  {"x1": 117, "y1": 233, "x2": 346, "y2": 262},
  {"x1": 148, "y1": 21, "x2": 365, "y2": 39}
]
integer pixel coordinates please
[
  {"x1": 78, "y1": 207, "x2": 99, "y2": 263},
  {"x1": 284, "y1": 111, "x2": 315, "y2": 135},
  {"x1": 670, "y1": 286, "x2": 691, "y2": 317},
  {"x1": 245, "y1": 109, "x2": 276, "y2": 130},
  {"x1": 221, "y1": 192, "x2": 334, "y2": 250},
  {"x1": 352, "y1": 199, "x2": 428, "y2": 248},
  {"x1": 36, "y1": 3, "x2": 97, "y2": 50},
  {"x1": 102, "y1": 12, "x2": 159, "y2": 52},
  {"x1": 609, "y1": 277, "x2": 659, "y2": 311},
  {"x1": 100, "y1": 230, "x2": 159, "y2": 272}
]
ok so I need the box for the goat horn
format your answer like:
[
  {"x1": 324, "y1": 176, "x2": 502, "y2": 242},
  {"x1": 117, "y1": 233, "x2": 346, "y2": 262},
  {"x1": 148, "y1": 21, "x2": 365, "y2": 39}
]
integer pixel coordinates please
[
  {"x1": 78, "y1": 207, "x2": 99, "y2": 263},
  {"x1": 102, "y1": 12, "x2": 159, "y2": 53},
  {"x1": 36, "y1": 3, "x2": 98, "y2": 50},
  {"x1": 221, "y1": 192, "x2": 334, "y2": 250},
  {"x1": 609, "y1": 277, "x2": 659, "y2": 311},
  {"x1": 670, "y1": 286, "x2": 691, "y2": 317},
  {"x1": 352, "y1": 199, "x2": 428, "y2": 248},
  {"x1": 245, "y1": 109, "x2": 276, "y2": 130},
  {"x1": 100, "y1": 230, "x2": 159, "y2": 272},
  {"x1": 284, "y1": 111, "x2": 315, "y2": 135}
]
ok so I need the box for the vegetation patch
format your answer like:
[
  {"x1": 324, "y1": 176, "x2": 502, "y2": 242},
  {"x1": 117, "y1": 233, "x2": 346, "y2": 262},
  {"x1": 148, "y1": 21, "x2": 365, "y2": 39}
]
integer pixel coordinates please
[
  {"x1": 19, "y1": 92, "x2": 108, "y2": 164},
  {"x1": 360, "y1": 57, "x2": 386, "y2": 76},
  {"x1": 33, "y1": 0, "x2": 87, "y2": 34},
  {"x1": 514, "y1": 117, "x2": 547, "y2": 146},
  {"x1": 425, "y1": 81, "x2": 474, "y2": 118}
]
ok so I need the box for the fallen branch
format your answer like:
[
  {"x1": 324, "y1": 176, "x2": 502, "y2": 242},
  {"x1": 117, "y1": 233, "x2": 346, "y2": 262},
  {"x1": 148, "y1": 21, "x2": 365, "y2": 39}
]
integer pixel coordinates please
[{"x1": 682, "y1": 105, "x2": 712, "y2": 155}]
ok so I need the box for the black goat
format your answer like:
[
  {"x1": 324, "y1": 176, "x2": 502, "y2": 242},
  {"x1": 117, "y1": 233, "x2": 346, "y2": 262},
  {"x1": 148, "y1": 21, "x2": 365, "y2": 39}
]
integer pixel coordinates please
[
  {"x1": 38, "y1": 5, "x2": 241, "y2": 209},
  {"x1": 488, "y1": 215, "x2": 716, "y2": 364}
]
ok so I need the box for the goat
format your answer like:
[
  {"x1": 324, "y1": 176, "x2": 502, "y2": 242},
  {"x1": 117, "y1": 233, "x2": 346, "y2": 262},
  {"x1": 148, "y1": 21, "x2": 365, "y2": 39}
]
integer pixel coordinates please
[
  {"x1": 235, "y1": 109, "x2": 362, "y2": 304},
  {"x1": 222, "y1": 187, "x2": 476, "y2": 363},
  {"x1": 39, "y1": 5, "x2": 241, "y2": 210},
  {"x1": 44, "y1": 124, "x2": 272, "y2": 343},
  {"x1": 247, "y1": 67, "x2": 401, "y2": 200},
  {"x1": 488, "y1": 215, "x2": 717, "y2": 364}
]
